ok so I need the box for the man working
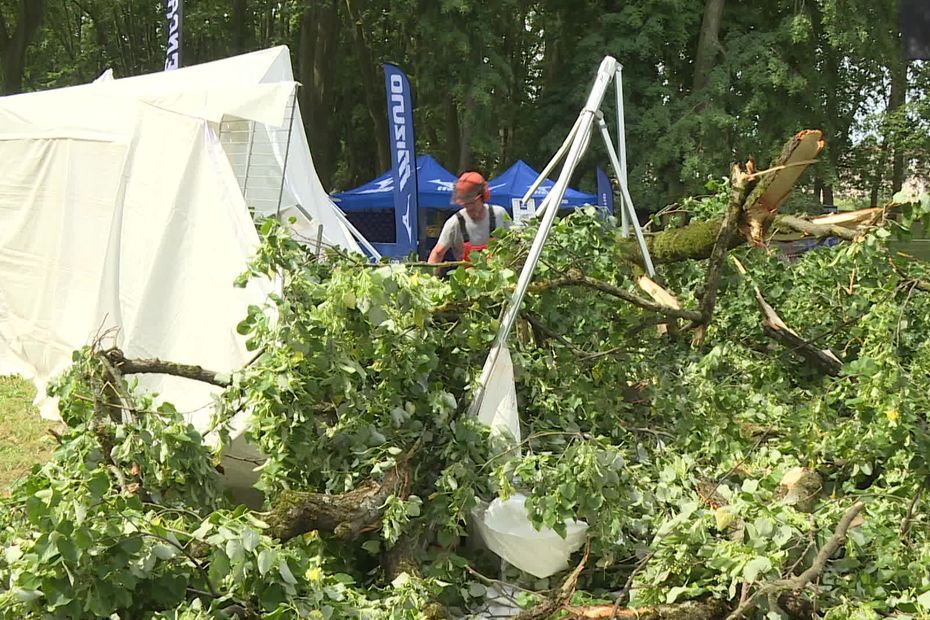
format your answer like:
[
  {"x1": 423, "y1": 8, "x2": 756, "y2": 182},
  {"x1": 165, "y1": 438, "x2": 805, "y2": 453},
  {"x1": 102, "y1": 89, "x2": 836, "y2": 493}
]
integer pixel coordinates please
[{"x1": 428, "y1": 171, "x2": 511, "y2": 267}]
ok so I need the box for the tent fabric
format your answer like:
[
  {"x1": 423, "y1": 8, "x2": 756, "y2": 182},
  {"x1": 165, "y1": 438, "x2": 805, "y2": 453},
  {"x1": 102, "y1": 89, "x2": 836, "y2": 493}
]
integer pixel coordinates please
[
  {"x1": 487, "y1": 160, "x2": 595, "y2": 210},
  {"x1": 0, "y1": 101, "x2": 269, "y2": 432},
  {"x1": 0, "y1": 46, "x2": 355, "y2": 439},
  {"x1": 95, "y1": 45, "x2": 363, "y2": 254},
  {"x1": 331, "y1": 154, "x2": 457, "y2": 211}
]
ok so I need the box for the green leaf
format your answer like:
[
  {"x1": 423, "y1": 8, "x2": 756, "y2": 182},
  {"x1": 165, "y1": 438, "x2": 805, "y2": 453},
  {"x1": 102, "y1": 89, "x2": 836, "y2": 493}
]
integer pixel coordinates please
[
  {"x1": 86, "y1": 469, "x2": 110, "y2": 499},
  {"x1": 917, "y1": 590, "x2": 930, "y2": 609},
  {"x1": 241, "y1": 528, "x2": 260, "y2": 553},
  {"x1": 666, "y1": 585, "x2": 688, "y2": 604},
  {"x1": 278, "y1": 559, "x2": 298, "y2": 585},
  {"x1": 257, "y1": 549, "x2": 277, "y2": 576},
  {"x1": 153, "y1": 544, "x2": 177, "y2": 560},
  {"x1": 743, "y1": 557, "x2": 772, "y2": 583},
  {"x1": 208, "y1": 549, "x2": 231, "y2": 588}
]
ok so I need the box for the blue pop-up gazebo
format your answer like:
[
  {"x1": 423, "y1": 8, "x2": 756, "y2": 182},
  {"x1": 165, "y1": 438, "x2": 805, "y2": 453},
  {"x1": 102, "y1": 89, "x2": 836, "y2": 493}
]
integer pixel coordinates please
[
  {"x1": 487, "y1": 160, "x2": 596, "y2": 211},
  {"x1": 331, "y1": 154, "x2": 457, "y2": 211}
]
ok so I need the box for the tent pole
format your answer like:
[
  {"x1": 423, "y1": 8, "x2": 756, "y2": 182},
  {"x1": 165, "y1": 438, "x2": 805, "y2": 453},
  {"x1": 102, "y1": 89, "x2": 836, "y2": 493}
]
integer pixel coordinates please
[
  {"x1": 595, "y1": 113, "x2": 655, "y2": 277},
  {"x1": 615, "y1": 66, "x2": 629, "y2": 237},
  {"x1": 521, "y1": 113, "x2": 583, "y2": 205},
  {"x1": 330, "y1": 205, "x2": 382, "y2": 260},
  {"x1": 469, "y1": 56, "x2": 618, "y2": 417},
  {"x1": 275, "y1": 86, "x2": 298, "y2": 218}
]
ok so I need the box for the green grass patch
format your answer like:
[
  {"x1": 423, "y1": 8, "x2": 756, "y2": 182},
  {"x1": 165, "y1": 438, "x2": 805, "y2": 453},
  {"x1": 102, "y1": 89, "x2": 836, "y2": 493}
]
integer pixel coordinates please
[{"x1": 0, "y1": 375, "x2": 54, "y2": 494}]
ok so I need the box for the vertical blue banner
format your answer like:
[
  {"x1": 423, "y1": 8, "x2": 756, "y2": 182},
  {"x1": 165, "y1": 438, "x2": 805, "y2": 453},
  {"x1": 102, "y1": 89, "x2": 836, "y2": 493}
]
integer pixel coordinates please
[
  {"x1": 596, "y1": 166, "x2": 614, "y2": 215},
  {"x1": 165, "y1": 0, "x2": 183, "y2": 71},
  {"x1": 383, "y1": 63, "x2": 419, "y2": 257}
]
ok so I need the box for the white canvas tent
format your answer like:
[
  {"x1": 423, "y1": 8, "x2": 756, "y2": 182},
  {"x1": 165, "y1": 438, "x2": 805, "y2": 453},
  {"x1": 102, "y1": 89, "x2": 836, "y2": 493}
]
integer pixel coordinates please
[{"x1": 0, "y1": 46, "x2": 361, "y2": 460}]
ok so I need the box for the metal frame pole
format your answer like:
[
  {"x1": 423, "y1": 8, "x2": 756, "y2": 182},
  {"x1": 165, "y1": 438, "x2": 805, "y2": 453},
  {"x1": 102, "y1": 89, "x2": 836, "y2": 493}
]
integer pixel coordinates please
[
  {"x1": 615, "y1": 66, "x2": 629, "y2": 237},
  {"x1": 275, "y1": 86, "x2": 298, "y2": 218},
  {"x1": 521, "y1": 113, "x2": 583, "y2": 206},
  {"x1": 595, "y1": 113, "x2": 655, "y2": 277},
  {"x1": 469, "y1": 57, "x2": 619, "y2": 417}
]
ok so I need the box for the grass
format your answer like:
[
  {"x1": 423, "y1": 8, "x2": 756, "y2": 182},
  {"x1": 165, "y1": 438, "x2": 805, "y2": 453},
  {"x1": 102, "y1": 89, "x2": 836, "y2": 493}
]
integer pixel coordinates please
[{"x1": 0, "y1": 375, "x2": 55, "y2": 494}]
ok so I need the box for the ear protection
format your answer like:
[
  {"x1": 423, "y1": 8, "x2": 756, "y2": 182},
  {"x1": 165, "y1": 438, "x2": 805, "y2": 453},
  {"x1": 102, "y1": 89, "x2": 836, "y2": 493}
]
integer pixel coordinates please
[{"x1": 456, "y1": 171, "x2": 490, "y2": 202}]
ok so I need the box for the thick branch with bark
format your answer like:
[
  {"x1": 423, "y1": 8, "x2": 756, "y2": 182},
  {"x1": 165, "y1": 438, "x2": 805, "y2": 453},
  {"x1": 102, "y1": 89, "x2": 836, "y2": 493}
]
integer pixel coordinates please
[
  {"x1": 756, "y1": 290, "x2": 843, "y2": 376},
  {"x1": 726, "y1": 501, "x2": 866, "y2": 620},
  {"x1": 693, "y1": 161, "x2": 752, "y2": 344},
  {"x1": 104, "y1": 348, "x2": 231, "y2": 388},
  {"x1": 562, "y1": 599, "x2": 728, "y2": 619},
  {"x1": 533, "y1": 274, "x2": 703, "y2": 322},
  {"x1": 266, "y1": 466, "x2": 409, "y2": 542},
  {"x1": 775, "y1": 215, "x2": 859, "y2": 242},
  {"x1": 620, "y1": 131, "x2": 825, "y2": 268}
]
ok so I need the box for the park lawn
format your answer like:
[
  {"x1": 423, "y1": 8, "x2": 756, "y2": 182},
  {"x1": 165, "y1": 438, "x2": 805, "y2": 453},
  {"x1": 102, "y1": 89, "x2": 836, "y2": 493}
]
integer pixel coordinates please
[{"x1": 0, "y1": 375, "x2": 55, "y2": 494}]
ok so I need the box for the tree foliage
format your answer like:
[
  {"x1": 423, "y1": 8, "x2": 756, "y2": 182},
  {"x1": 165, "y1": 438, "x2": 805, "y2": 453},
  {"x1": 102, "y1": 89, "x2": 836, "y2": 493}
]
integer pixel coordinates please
[{"x1": 2, "y1": 175, "x2": 930, "y2": 616}]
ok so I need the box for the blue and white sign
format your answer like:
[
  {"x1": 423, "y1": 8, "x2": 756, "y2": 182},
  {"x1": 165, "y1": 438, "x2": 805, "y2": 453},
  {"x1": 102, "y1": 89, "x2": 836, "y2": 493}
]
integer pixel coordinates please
[
  {"x1": 596, "y1": 166, "x2": 614, "y2": 215},
  {"x1": 164, "y1": 0, "x2": 182, "y2": 71},
  {"x1": 383, "y1": 63, "x2": 419, "y2": 256}
]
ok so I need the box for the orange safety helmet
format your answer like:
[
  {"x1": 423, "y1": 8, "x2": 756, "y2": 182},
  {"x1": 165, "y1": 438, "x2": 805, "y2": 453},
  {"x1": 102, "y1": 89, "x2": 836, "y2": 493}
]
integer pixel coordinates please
[{"x1": 453, "y1": 171, "x2": 490, "y2": 203}]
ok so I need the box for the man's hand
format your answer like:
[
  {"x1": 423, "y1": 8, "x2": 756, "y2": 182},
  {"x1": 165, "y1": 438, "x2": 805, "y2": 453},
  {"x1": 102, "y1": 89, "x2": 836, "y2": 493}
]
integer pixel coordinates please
[{"x1": 427, "y1": 243, "x2": 448, "y2": 276}]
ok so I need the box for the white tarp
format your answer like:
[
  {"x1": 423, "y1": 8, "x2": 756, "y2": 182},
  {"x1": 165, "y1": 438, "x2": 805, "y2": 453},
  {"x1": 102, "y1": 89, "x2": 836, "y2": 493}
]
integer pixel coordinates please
[{"x1": 0, "y1": 47, "x2": 362, "y2": 442}]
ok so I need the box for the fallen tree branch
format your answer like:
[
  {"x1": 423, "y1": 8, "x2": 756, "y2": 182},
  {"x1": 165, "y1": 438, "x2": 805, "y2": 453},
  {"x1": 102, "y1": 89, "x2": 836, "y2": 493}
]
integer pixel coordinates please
[
  {"x1": 755, "y1": 290, "x2": 842, "y2": 376},
  {"x1": 533, "y1": 274, "x2": 702, "y2": 322},
  {"x1": 775, "y1": 215, "x2": 859, "y2": 242},
  {"x1": 637, "y1": 275, "x2": 681, "y2": 335},
  {"x1": 693, "y1": 162, "x2": 752, "y2": 343},
  {"x1": 266, "y1": 465, "x2": 409, "y2": 542},
  {"x1": 729, "y1": 257, "x2": 842, "y2": 376},
  {"x1": 565, "y1": 599, "x2": 728, "y2": 619},
  {"x1": 608, "y1": 550, "x2": 655, "y2": 618},
  {"x1": 739, "y1": 131, "x2": 826, "y2": 246},
  {"x1": 900, "y1": 479, "x2": 926, "y2": 537},
  {"x1": 515, "y1": 542, "x2": 590, "y2": 620},
  {"x1": 726, "y1": 501, "x2": 866, "y2": 620},
  {"x1": 523, "y1": 311, "x2": 589, "y2": 356},
  {"x1": 104, "y1": 348, "x2": 231, "y2": 388}
]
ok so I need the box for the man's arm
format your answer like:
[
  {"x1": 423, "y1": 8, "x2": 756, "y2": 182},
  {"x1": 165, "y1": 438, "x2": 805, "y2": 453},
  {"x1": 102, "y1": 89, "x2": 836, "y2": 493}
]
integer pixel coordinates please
[{"x1": 427, "y1": 242, "x2": 448, "y2": 265}]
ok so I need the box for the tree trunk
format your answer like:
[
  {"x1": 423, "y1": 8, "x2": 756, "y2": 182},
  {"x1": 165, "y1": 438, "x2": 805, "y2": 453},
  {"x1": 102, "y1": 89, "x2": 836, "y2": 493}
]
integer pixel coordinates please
[
  {"x1": 343, "y1": 0, "x2": 391, "y2": 174},
  {"x1": 889, "y1": 56, "x2": 907, "y2": 194},
  {"x1": 0, "y1": 0, "x2": 46, "y2": 95},
  {"x1": 229, "y1": 0, "x2": 250, "y2": 55},
  {"x1": 692, "y1": 0, "x2": 726, "y2": 92},
  {"x1": 822, "y1": 184, "x2": 834, "y2": 208},
  {"x1": 298, "y1": 0, "x2": 340, "y2": 190}
]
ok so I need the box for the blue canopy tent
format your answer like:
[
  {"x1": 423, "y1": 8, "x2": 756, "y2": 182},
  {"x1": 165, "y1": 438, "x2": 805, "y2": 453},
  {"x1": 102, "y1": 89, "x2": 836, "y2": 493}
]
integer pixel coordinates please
[
  {"x1": 487, "y1": 160, "x2": 595, "y2": 220},
  {"x1": 331, "y1": 154, "x2": 458, "y2": 258},
  {"x1": 331, "y1": 154, "x2": 457, "y2": 212}
]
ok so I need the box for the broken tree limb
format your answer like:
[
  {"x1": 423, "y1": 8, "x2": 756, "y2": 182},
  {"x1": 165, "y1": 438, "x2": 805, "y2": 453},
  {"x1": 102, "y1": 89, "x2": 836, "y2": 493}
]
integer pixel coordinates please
[
  {"x1": 533, "y1": 273, "x2": 703, "y2": 322},
  {"x1": 729, "y1": 257, "x2": 842, "y2": 376},
  {"x1": 693, "y1": 162, "x2": 753, "y2": 344},
  {"x1": 514, "y1": 542, "x2": 590, "y2": 620},
  {"x1": 726, "y1": 501, "x2": 866, "y2": 620},
  {"x1": 755, "y1": 290, "x2": 842, "y2": 376},
  {"x1": 618, "y1": 130, "x2": 824, "y2": 269},
  {"x1": 266, "y1": 465, "x2": 409, "y2": 542},
  {"x1": 739, "y1": 131, "x2": 826, "y2": 246},
  {"x1": 637, "y1": 275, "x2": 682, "y2": 335},
  {"x1": 775, "y1": 215, "x2": 859, "y2": 242},
  {"x1": 104, "y1": 348, "x2": 231, "y2": 388},
  {"x1": 563, "y1": 599, "x2": 728, "y2": 619}
]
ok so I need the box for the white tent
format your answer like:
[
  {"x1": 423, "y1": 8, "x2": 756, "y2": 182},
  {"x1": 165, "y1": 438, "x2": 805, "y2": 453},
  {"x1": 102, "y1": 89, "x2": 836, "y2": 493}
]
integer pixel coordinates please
[{"x1": 0, "y1": 46, "x2": 360, "y2": 451}]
